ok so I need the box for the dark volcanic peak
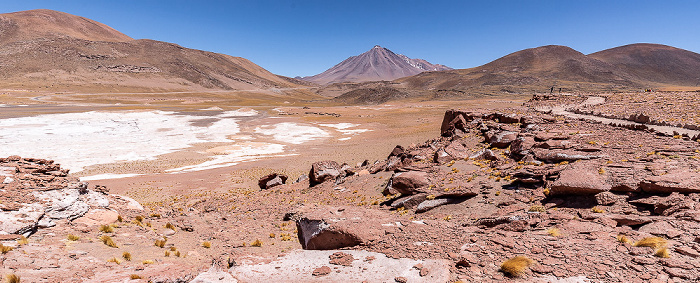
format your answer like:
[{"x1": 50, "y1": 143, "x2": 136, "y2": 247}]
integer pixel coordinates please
[
  {"x1": 303, "y1": 45, "x2": 451, "y2": 84},
  {"x1": 0, "y1": 9, "x2": 133, "y2": 44},
  {"x1": 590, "y1": 43, "x2": 700, "y2": 86}
]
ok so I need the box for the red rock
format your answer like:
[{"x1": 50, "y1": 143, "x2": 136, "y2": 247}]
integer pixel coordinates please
[
  {"x1": 675, "y1": 246, "x2": 700, "y2": 258},
  {"x1": 639, "y1": 221, "x2": 683, "y2": 238},
  {"x1": 258, "y1": 173, "x2": 288, "y2": 190},
  {"x1": 487, "y1": 131, "x2": 518, "y2": 148},
  {"x1": 640, "y1": 170, "x2": 700, "y2": 193},
  {"x1": 550, "y1": 167, "x2": 611, "y2": 195},
  {"x1": 391, "y1": 171, "x2": 429, "y2": 195},
  {"x1": 309, "y1": 161, "x2": 342, "y2": 186},
  {"x1": 329, "y1": 252, "x2": 355, "y2": 266},
  {"x1": 312, "y1": 266, "x2": 331, "y2": 276}
]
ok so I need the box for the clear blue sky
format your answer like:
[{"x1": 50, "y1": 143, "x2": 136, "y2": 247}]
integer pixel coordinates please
[{"x1": 4, "y1": 0, "x2": 700, "y2": 77}]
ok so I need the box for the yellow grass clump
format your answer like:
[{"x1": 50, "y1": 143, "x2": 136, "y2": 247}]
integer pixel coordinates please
[
  {"x1": 122, "y1": 251, "x2": 132, "y2": 261},
  {"x1": 202, "y1": 241, "x2": 211, "y2": 248},
  {"x1": 67, "y1": 234, "x2": 80, "y2": 241},
  {"x1": 165, "y1": 223, "x2": 176, "y2": 230},
  {"x1": 165, "y1": 251, "x2": 170, "y2": 257},
  {"x1": 591, "y1": 206, "x2": 605, "y2": 213},
  {"x1": 0, "y1": 243, "x2": 14, "y2": 254},
  {"x1": 528, "y1": 205, "x2": 546, "y2": 212},
  {"x1": 633, "y1": 237, "x2": 667, "y2": 249},
  {"x1": 655, "y1": 247, "x2": 670, "y2": 258},
  {"x1": 174, "y1": 251, "x2": 181, "y2": 257},
  {"x1": 170, "y1": 246, "x2": 177, "y2": 251},
  {"x1": 117, "y1": 215, "x2": 123, "y2": 222},
  {"x1": 154, "y1": 239, "x2": 167, "y2": 248},
  {"x1": 547, "y1": 228, "x2": 561, "y2": 237},
  {"x1": 269, "y1": 233, "x2": 276, "y2": 238},
  {"x1": 107, "y1": 257, "x2": 121, "y2": 264},
  {"x1": 617, "y1": 234, "x2": 632, "y2": 244},
  {"x1": 17, "y1": 236, "x2": 28, "y2": 246},
  {"x1": 500, "y1": 256, "x2": 533, "y2": 277},
  {"x1": 5, "y1": 274, "x2": 20, "y2": 283},
  {"x1": 129, "y1": 274, "x2": 142, "y2": 279},
  {"x1": 251, "y1": 239, "x2": 263, "y2": 247},
  {"x1": 142, "y1": 260, "x2": 154, "y2": 264},
  {"x1": 100, "y1": 235, "x2": 118, "y2": 248},
  {"x1": 99, "y1": 225, "x2": 114, "y2": 233}
]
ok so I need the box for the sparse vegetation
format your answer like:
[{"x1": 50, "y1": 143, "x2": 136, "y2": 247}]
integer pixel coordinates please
[
  {"x1": 165, "y1": 251, "x2": 170, "y2": 257},
  {"x1": 142, "y1": 260, "x2": 154, "y2": 264},
  {"x1": 547, "y1": 228, "x2": 561, "y2": 237},
  {"x1": 655, "y1": 247, "x2": 670, "y2": 258},
  {"x1": 67, "y1": 234, "x2": 80, "y2": 241},
  {"x1": 633, "y1": 237, "x2": 667, "y2": 249},
  {"x1": 99, "y1": 224, "x2": 114, "y2": 233},
  {"x1": 500, "y1": 256, "x2": 533, "y2": 277},
  {"x1": 5, "y1": 274, "x2": 20, "y2": 283},
  {"x1": 100, "y1": 235, "x2": 118, "y2": 248},
  {"x1": 117, "y1": 215, "x2": 123, "y2": 222},
  {"x1": 174, "y1": 251, "x2": 181, "y2": 257},
  {"x1": 591, "y1": 206, "x2": 605, "y2": 213},
  {"x1": 202, "y1": 241, "x2": 211, "y2": 248},
  {"x1": 154, "y1": 238, "x2": 167, "y2": 248},
  {"x1": 129, "y1": 275, "x2": 142, "y2": 280},
  {"x1": 617, "y1": 234, "x2": 632, "y2": 244},
  {"x1": 528, "y1": 205, "x2": 546, "y2": 212},
  {"x1": 122, "y1": 251, "x2": 132, "y2": 261},
  {"x1": 165, "y1": 222, "x2": 176, "y2": 230},
  {"x1": 107, "y1": 257, "x2": 121, "y2": 264},
  {"x1": 251, "y1": 239, "x2": 263, "y2": 247},
  {"x1": 0, "y1": 243, "x2": 14, "y2": 254},
  {"x1": 17, "y1": 236, "x2": 28, "y2": 246}
]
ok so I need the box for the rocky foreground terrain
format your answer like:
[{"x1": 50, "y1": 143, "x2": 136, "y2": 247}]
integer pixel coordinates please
[{"x1": 2, "y1": 94, "x2": 700, "y2": 282}]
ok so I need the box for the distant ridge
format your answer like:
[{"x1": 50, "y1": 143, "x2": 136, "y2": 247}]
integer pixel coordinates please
[
  {"x1": 303, "y1": 45, "x2": 451, "y2": 84},
  {"x1": 0, "y1": 9, "x2": 309, "y2": 93}
]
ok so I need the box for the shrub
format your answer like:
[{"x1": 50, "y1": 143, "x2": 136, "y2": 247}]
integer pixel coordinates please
[
  {"x1": 500, "y1": 256, "x2": 533, "y2": 277},
  {"x1": 251, "y1": 239, "x2": 262, "y2": 247},
  {"x1": 5, "y1": 274, "x2": 20, "y2": 283},
  {"x1": 129, "y1": 275, "x2": 142, "y2": 279},
  {"x1": 154, "y1": 239, "x2": 167, "y2": 248},
  {"x1": 67, "y1": 234, "x2": 80, "y2": 241},
  {"x1": 99, "y1": 225, "x2": 114, "y2": 233},
  {"x1": 633, "y1": 237, "x2": 667, "y2": 249},
  {"x1": 165, "y1": 251, "x2": 170, "y2": 257},
  {"x1": 528, "y1": 205, "x2": 546, "y2": 212},
  {"x1": 107, "y1": 257, "x2": 121, "y2": 264},
  {"x1": 100, "y1": 235, "x2": 118, "y2": 248},
  {"x1": 165, "y1": 223, "x2": 176, "y2": 230},
  {"x1": 0, "y1": 243, "x2": 14, "y2": 254},
  {"x1": 122, "y1": 251, "x2": 132, "y2": 261},
  {"x1": 202, "y1": 241, "x2": 211, "y2": 248}
]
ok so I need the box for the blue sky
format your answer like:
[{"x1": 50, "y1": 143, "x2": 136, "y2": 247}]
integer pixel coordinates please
[{"x1": 4, "y1": 1, "x2": 700, "y2": 77}]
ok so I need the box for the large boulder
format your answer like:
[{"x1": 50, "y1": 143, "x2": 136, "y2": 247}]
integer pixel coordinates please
[
  {"x1": 550, "y1": 166, "x2": 611, "y2": 195},
  {"x1": 640, "y1": 170, "x2": 700, "y2": 194},
  {"x1": 390, "y1": 171, "x2": 429, "y2": 195},
  {"x1": 293, "y1": 206, "x2": 393, "y2": 250},
  {"x1": 258, "y1": 173, "x2": 288, "y2": 190},
  {"x1": 486, "y1": 131, "x2": 517, "y2": 148},
  {"x1": 309, "y1": 161, "x2": 342, "y2": 186}
]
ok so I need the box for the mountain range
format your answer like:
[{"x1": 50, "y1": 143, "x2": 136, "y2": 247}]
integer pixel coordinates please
[{"x1": 2, "y1": 9, "x2": 700, "y2": 100}]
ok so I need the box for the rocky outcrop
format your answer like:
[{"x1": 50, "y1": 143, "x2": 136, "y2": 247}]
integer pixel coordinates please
[
  {"x1": 309, "y1": 161, "x2": 342, "y2": 186},
  {"x1": 258, "y1": 173, "x2": 288, "y2": 190},
  {"x1": 0, "y1": 156, "x2": 122, "y2": 236}
]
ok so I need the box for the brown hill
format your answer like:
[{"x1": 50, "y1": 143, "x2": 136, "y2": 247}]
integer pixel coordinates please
[
  {"x1": 397, "y1": 45, "x2": 639, "y2": 94},
  {"x1": 0, "y1": 9, "x2": 132, "y2": 44},
  {"x1": 0, "y1": 9, "x2": 308, "y2": 93},
  {"x1": 303, "y1": 45, "x2": 451, "y2": 85},
  {"x1": 589, "y1": 43, "x2": 700, "y2": 87}
]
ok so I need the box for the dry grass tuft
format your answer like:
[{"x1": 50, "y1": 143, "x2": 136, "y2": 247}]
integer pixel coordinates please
[
  {"x1": 129, "y1": 274, "x2": 142, "y2": 279},
  {"x1": 174, "y1": 250, "x2": 181, "y2": 257},
  {"x1": 17, "y1": 236, "x2": 28, "y2": 246},
  {"x1": 251, "y1": 239, "x2": 262, "y2": 247},
  {"x1": 170, "y1": 246, "x2": 177, "y2": 251},
  {"x1": 269, "y1": 233, "x2": 276, "y2": 238},
  {"x1": 164, "y1": 251, "x2": 170, "y2": 257},
  {"x1": 99, "y1": 225, "x2": 114, "y2": 233},
  {"x1": 547, "y1": 228, "x2": 561, "y2": 237},
  {"x1": 202, "y1": 241, "x2": 211, "y2": 248},
  {"x1": 154, "y1": 239, "x2": 167, "y2": 248},
  {"x1": 122, "y1": 251, "x2": 132, "y2": 261},
  {"x1": 142, "y1": 260, "x2": 154, "y2": 264},
  {"x1": 107, "y1": 257, "x2": 121, "y2": 264},
  {"x1": 591, "y1": 206, "x2": 605, "y2": 213},
  {"x1": 617, "y1": 234, "x2": 632, "y2": 244},
  {"x1": 100, "y1": 235, "x2": 118, "y2": 248},
  {"x1": 0, "y1": 243, "x2": 14, "y2": 254},
  {"x1": 67, "y1": 234, "x2": 80, "y2": 241},
  {"x1": 117, "y1": 215, "x2": 123, "y2": 222},
  {"x1": 135, "y1": 216, "x2": 144, "y2": 222},
  {"x1": 655, "y1": 247, "x2": 670, "y2": 258},
  {"x1": 528, "y1": 205, "x2": 546, "y2": 212},
  {"x1": 5, "y1": 274, "x2": 20, "y2": 283},
  {"x1": 500, "y1": 256, "x2": 533, "y2": 277},
  {"x1": 165, "y1": 222, "x2": 176, "y2": 230},
  {"x1": 633, "y1": 237, "x2": 667, "y2": 249}
]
